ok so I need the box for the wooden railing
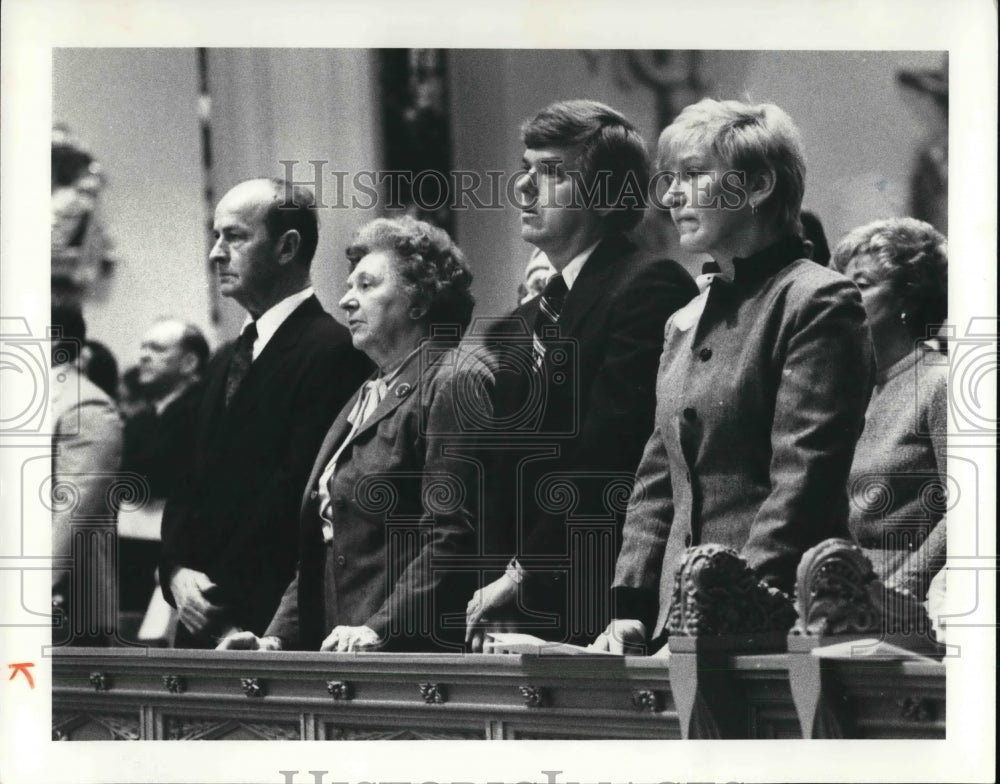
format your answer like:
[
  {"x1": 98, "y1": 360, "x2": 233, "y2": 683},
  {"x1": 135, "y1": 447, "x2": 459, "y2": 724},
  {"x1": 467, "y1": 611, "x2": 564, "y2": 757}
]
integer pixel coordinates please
[
  {"x1": 51, "y1": 641, "x2": 944, "y2": 741},
  {"x1": 52, "y1": 539, "x2": 945, "y2": 740}
]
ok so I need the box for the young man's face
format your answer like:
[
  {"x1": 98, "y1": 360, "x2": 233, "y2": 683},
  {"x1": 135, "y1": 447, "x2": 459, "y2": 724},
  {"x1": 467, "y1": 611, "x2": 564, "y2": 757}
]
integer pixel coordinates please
[{"x1": 515, "y1": 146, "x2": 604, "y2": 268}]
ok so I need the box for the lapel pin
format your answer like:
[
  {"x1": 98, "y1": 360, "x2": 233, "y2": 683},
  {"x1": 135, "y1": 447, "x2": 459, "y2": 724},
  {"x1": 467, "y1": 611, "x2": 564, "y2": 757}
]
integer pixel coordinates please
[{"x1": 395, "y1": 383, "x2": 412, "y2": 398}]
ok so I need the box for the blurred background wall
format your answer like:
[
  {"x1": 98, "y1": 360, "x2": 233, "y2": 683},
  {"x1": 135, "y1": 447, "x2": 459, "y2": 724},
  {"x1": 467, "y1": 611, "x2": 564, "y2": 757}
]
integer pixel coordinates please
[{"x1": 53, "y1": 48, "x2": 944, "y2": 366}]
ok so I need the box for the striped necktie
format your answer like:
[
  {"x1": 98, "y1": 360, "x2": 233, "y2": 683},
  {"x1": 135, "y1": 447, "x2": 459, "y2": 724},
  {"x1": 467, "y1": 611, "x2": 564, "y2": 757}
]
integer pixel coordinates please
[
  {"x1": 532, "y1": 272, "x2": 567, "y2": 369},
  {"x1": 224, "y1": 322, "x2": 258, "y2": 405}
]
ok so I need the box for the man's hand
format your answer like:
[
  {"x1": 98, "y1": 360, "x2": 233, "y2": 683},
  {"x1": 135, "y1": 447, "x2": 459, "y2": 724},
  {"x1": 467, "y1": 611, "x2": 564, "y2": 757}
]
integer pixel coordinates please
[
  {"x1": 465, "y1": 573, "x2": 518, "y2": 652},
  {"x1": 320, "y1": 625, "x2": 381, "y2": 652},
  {"x1": 588, "y1": 619, "x2": 648, "y2": 655},
  {"x1": 169, "y1": 566, "x2": 225, "y2": 635},
  {"x1": 216, "y1": 632, "x2": 283, "y2": 651}
]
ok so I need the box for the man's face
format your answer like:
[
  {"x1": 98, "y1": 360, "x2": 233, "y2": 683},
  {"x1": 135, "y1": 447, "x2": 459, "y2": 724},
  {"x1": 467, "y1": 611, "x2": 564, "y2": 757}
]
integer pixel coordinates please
[
  {"x1": 515, "y1": 146, "x2": 604, "y2": 267},
  {"x1": 210, "y1": 181, "x2": 281, "y2": 314},
  {"x1": 137, "y1": 320, "x2": 190, "y2": 394}
]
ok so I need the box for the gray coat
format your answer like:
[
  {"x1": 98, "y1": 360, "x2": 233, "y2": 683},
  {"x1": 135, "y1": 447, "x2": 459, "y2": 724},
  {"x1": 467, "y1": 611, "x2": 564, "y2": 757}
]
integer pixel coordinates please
[{"x1": 612, "y1": 236, "x2": 875, "y2": 638}]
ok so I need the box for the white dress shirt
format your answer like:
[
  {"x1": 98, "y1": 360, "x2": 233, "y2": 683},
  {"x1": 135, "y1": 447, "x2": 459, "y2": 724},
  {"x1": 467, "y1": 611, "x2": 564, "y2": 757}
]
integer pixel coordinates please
[
  {"x1": 240, "y1": 286, "x2": 315, "y2": 361},
  {"x1": 559, "y1": 240, "x2": 600, "y2": 291}
]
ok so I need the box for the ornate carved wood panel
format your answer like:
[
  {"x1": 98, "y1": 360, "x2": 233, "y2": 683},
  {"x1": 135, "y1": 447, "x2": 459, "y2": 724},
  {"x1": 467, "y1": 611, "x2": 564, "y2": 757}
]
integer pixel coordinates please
[{"x1": 51, "y1": 647, "x2": 943, "y2": 740}]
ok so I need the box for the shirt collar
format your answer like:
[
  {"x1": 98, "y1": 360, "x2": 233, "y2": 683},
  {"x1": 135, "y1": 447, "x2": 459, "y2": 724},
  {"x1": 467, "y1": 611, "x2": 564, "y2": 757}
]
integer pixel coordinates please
[
  {"x1": 242, "y1": 286, "x2": 314, "y2": 360},
  {"x1": 153, "y1": 383, "x2": 188, "y2": 415},
  {"x1": 560, "y1": 240, "x2": 601, "y2": 291}
]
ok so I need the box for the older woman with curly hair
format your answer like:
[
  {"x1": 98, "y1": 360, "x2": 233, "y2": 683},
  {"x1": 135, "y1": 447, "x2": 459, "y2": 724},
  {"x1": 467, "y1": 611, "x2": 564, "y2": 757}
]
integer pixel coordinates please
[
  {"x1": 220, "y1": 216, "x2": 493, "y2": 652},
  {"x1": 593, "y1": 99, "x2": 875, "y2": 654},
  {"x1": 832, "y1": 217, "x2": 948, "y2": 601}
]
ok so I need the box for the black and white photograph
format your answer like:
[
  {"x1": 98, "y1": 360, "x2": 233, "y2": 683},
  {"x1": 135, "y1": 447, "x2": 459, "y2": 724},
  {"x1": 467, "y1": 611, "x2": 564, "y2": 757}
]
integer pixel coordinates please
[{"x1": 0, "y1": 1, "x2": 995, "y2": 782}]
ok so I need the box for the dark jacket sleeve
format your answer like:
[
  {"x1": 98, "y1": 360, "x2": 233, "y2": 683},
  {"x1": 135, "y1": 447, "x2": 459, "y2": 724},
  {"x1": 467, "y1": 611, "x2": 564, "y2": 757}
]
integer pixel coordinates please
[
  {"x1": 159, "y1": 349, "x2": 230, "y2": 597},
  {"x1": 524, "y1": 258, "x2": 696, "y2": 559},
  {"x1": 264, "y1": 570, "x2": 301, "y2": 646}
]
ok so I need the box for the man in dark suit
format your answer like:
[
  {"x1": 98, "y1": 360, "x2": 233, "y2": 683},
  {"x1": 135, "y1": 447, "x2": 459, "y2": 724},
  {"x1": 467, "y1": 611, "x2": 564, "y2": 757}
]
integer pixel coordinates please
[
  {"x1": 119, "y1": 318, "x2": 207, "y2": 616},
  {"x1": 466, "y1": 100, "x2": 698, "y2": 646},
  {"x1": 160, "y1": 178, "x2": 371, "y2": 648},
  {"x1": 122, "y1": 318, "x2": 209, "y2": 501}
]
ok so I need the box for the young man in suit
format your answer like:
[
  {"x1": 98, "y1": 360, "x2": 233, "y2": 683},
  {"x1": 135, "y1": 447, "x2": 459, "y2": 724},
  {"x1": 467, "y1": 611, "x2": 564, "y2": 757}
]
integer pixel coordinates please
[
  {"x1": 160, "y1": 178, "x2": 371, "y2": 648},
  {"x1": 466, "y1": 100, "x2": 698, "y2": 647}
]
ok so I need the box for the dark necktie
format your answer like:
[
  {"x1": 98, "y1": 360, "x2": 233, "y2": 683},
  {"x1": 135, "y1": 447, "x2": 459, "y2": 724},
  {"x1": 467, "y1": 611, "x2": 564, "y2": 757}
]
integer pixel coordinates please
[
  {"x1": 532, "y1": 273, "x2": 567, "y2": 369},
  {"x1": 225, "y1": 322, "x2": 258, "y2": 405}
]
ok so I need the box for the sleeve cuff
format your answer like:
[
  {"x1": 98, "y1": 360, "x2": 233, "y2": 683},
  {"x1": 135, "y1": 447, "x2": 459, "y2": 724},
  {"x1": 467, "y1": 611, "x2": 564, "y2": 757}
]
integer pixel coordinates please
[
  {"x1": 505, "y1": 559, "x2": 525, "y2": 585},
  {"x1": 611, "y1": 586, "x2": 658, "y2": 631}
]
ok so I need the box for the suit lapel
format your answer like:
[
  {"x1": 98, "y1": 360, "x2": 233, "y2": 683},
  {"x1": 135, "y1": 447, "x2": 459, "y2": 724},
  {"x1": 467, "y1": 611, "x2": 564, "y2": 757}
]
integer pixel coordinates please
[
  {"x1": 224, "y1": 296, "x2": 325, "y2": 415},
  {"x1": 345, "y1": 346, "x2": 428, "y2": 444},
  {"x1": 197, "y1": 343, "x2": 234, "y2": 449},
  {"x1": 558, "y1": 234, "x2": 633, "y2": 336},
  {"x1": 296, "y1": 342, "x2": 444, "y2": 517},
  {"x1": 298, "y1": 394, "x2": 359, "y2": 516}
]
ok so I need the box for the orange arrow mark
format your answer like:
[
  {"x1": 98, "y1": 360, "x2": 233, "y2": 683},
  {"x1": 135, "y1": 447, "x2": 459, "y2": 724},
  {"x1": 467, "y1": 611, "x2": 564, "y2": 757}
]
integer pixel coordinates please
[{"x1": 8, "y1": 662, "x2": 35, "y2": 689}]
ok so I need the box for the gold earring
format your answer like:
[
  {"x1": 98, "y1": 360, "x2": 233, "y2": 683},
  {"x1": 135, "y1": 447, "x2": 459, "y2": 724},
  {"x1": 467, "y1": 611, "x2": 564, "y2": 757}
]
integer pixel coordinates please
[
  {"x1": 900, "y1": 311, "x2": 908, "y2": 324},
  {"x1": 750, "y1": 202, "x2": 758, "y2": 216}
]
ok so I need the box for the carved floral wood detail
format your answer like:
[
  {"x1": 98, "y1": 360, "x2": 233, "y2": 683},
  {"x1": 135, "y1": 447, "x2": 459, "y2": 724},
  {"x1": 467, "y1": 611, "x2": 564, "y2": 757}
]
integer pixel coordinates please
[
  {"x1": 418, "y1": 682, "x2": 447, "y2": 704},
  {"x1": 519, "y1": 685, "x2": 549, "y2": 708},
  {"x1": 631, "y1": 689, "x2": 665, "y2": 713},
  {"x1": 666, "y1": 544, "x2": 797, "y2": 636},
  {"x1": 326, "y1": 680, "x2": 354, "y2": 701},
  {"x1": 790, "y1": 538, "x2": 931, "y2": 637},
  {"x1": 164, "y1": 717, "x2": 299, "y2": 741},
  {"x1": 162, "y1": 675, "x2": 185, "y2": 694},
  {"x1": 240, "y1": 677, "x2": 265, "y2": 698},
  {"x1": 896, "y1": 697, "x2": 937, "y2": 723},
  {"x1": 325, "y1": 726, "x2": 484, "y2": 740},
  {"x1": 52, "y1": 711, "x2": 139, "y2": 740}
]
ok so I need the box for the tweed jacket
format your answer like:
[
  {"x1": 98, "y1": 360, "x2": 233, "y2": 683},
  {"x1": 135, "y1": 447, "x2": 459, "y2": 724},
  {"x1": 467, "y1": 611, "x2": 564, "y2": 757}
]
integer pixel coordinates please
[
  {"x1": 612, "y1": 236, "x2": 875, "y2": 637},
  {"x1": 265, "y1": 340, "x2": 495, "y2": 651}
]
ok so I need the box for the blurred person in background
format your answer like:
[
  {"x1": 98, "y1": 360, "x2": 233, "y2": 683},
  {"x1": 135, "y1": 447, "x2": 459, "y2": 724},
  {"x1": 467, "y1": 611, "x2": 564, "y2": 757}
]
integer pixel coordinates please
[
  {"x1": 122, "y1": 318, "x2": 209, "y2": 500},
  {"x1": 50, "y1": 302, "x2": 123, "y2": 646},
  {"x1": 832, "y1": 217, "x2": 948, "y2": 603},
  {"x1": 80, "y1": 339, "x2": 119, "y2": 401},
  {"x1": 800, "y1": 209, "x2": 831, "y2": 266}
]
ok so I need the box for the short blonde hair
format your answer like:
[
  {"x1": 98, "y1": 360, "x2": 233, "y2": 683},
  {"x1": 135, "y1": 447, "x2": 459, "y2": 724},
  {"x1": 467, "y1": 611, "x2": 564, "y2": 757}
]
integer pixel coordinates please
[
  {"x1": 831, "y1": 217, "x2": 948, "y2": 339},
  {"x1": 657, "y1": 98, "x2": 806, "y2": 234}
]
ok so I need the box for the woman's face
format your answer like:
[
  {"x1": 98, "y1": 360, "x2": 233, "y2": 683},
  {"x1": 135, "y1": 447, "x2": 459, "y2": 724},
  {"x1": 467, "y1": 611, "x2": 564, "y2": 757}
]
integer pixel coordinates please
[
  {"x1": 842, "y1": 253, "x2": 899, "y2": 340},
  {"x1": 339, "y1": 250, "x2": 419, "y2": 366},
  {"x1": 662, "y1": 145, "x2": 750, "y2": 260}
]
